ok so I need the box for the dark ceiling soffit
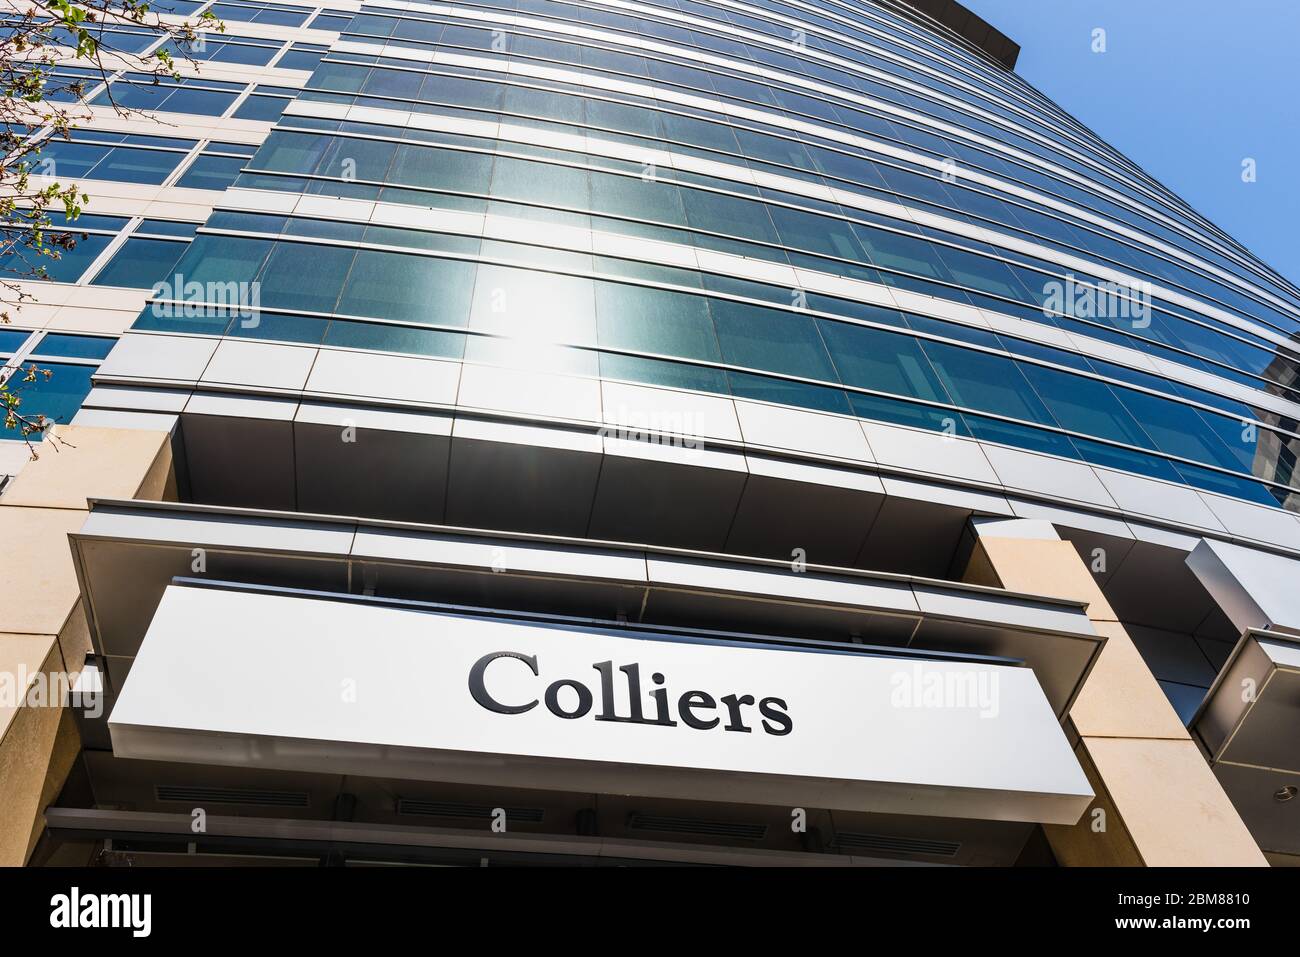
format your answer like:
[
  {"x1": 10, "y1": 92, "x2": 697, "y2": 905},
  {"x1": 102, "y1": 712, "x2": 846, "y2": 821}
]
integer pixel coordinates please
[{"x1": 897, "y1": 0, "x2": 1020, "y2": 70}]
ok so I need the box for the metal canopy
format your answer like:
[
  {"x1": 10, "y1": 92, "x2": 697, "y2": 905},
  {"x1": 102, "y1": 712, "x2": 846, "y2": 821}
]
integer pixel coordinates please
[
  {"x1": 1189, "y1": 629, "x2": 1300, "y2": 857},
  {"x1": 103, "y1": 582, "x2": 1091, "y2": 825},
  {"x1": 69, "y1": 499, "x2": 1104, "y2": 722}
]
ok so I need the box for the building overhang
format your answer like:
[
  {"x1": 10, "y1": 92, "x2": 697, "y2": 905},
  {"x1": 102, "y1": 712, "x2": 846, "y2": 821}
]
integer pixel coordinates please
[
  {"x1": 1189, "y1": 630, "x2": 1300, "y2": 858},
  {"x1": 101, "y1": 580, "x2": 1092, "y2": 825},
  {"x1": 68, "y1": 498, "x2": 1105, "y2": 725}
]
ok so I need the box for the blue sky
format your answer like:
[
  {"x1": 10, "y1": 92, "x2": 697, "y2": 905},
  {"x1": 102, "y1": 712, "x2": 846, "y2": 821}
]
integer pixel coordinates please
[{"x1": 961, "y1": 0, "x2": 1300, "y2": 286}]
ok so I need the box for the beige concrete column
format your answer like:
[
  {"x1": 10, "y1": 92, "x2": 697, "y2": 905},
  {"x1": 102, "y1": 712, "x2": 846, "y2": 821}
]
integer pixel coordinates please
[
  {"x1": 964, "y1": 518, "x2": 1266, "y2": 867},
  {"x1": 0, "y1": 425, "x2": 174, "y2": 866}
]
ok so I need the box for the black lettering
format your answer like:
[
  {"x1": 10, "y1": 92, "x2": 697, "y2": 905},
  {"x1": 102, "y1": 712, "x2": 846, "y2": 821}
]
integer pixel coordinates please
[
  {"x1": 720, "y1": 693, "x2": 755, "y2": 732},
  {"x1": 678, "y1": 690, "x2": 719, "y2": 730},
  {"x1": 758, "y1": 697, "x2": 793, "y2": 736},
  {"x1": 469, "y1": 651, "x2": 538, "y2": 714},
  {"x1": 648, "y1": 671, "x2": 678, "y2": 726},
  {"x1": 545, "y1": 679, "x2": 593, "y2": 719},
  {"x1": 592, "y1": 660, "x2": 621, "y2": 720},
  {"x1": 619, "y1": 663, "x2": 647, "y2": 722}
]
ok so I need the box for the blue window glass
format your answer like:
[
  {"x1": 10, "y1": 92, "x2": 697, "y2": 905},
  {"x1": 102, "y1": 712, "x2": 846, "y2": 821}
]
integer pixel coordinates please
[
  {"x1": 90, "y1": 238, "x2": 189, "y2": 288},
  {"x1": 1072, "y1": 438, "x2": 1183, "y2": 482},
  {"x1": 0, "y1": 362, "x2": 95, "y2": 435},
  {"x1": 1018, "y1": 362, "x2": 1157, "y2": 449},
  {"x1": 338, "y1": 251, "x2": 476, "y2": 326},
  {"x1": 595, "y1": 282, "x2": 721, "y2": 362},
  {"x1": 1116, "y1": 387, "x2": 1247, "y2": 472},
  {"x1": 1174, "y1": 462, "x2": 1280, "y2": 506},
  {"x1": 324, "y1": 320, "x2": 465, "y2": 359},
  {"x1": 227, "y1": 311, "x2": 327, "y2": 345},
  {"x1": 2, "y1": 232, "x2": 113, "y2": 284},
  {"x1": 312, "y1": 13, "x2": 355, "y2": 31},
  {"x1": 166, "y1": 234, "x2": 273, "y2": 292},
  {"x1": 258, "y1": 242, "x2": 356, "y2": 312},
  {"x1": 277, "y1": 44, "x2": 329, "y2": 71},
  {"x1": 175, "y1": 154, "x2": 246, "y2": 190},
  {"x1": 818, "y1": 319, "x2": 949, "y2": 403},
  {"x1": 920, "y1": 340, "x2": 1056, "y2": 424},
  {"x1": 209, "y1": 41, "x2": 280, "y2": 66},
  {"x1": 211, "y1": 3, "x2": 310, "y2": 26},
  {"x1": 137, "y1": 220, "x2": 200, "y2": 238},
  {"x1": 0, "y1": 330, "x2": 30, "y2": 352},
  {"x1": 964, "y1": 415, "x2": 1081, "y2": 458},
  {"x1": 710, "y1": 300, "x2": 837, "y2": 381},
  {"x1": 29, "y1": 333, "x2": 115, "y2": 359},
  {"x1": 233, "y1": 92, "x2": 292, "y2": 122}
]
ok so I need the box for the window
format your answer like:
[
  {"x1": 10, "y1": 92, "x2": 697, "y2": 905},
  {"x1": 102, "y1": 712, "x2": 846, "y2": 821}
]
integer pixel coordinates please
[
  {"x1": 323, "y1": 320, "x2": 465, "y2": 358},
  {"x1": 175, "y1": 142, "x2": 255, "y2": 190},
  {"x1": 728, "y1": 370, "x2": 851, "y2": 413},
  {"x1": 27, "y1": 131, "x2": 194, "y2": 184},
  {"x1": 1, "y1": 234, "x2": 113, "y2": 283},
  {"x1": 468, "y1": 264, "x2": 595, "y2": 344},
  {"x1": 2, "y1": 214, "x2": 194, "y2": 286},
  {"x1": 277, "y1": 43, "x2": 329, "y2": 71},
  {"x1": 595, "y1": 282, "x2": 721, "y2": 362},
  {"x1": 0, "y1": 331, "x2": 115, "y2": 440},
  {"x1": 29, "y1": 333, "x2": 116, "y2": 359},
  {"x1": 709, "y1": 300, "x2": 837, "y2": 381},
  {"x1": 233, "y1": 85, "x2": 297, "y2": 121},
  {"x1": 257, "y1": 241, "x2": 356, "y2": 312},
  {"x1": 1018, "y1": 363, "x2": 1156, "y2": 449},
  {"x1": 919, "y1": 339, "x2": 1056, "y2": 425},
  {"x1": 0, "y1": 363, "x2": 95, "y2": 436},
  {"x1": 309, "y1": 11, "x2": 355, "y2": 31},
  {"x1": 337, "y1": 250, "x2": 477, "y2": 326},
  {"x1": 90, "y1": 237, "x2": 189, "y2": 288},
  {"x1": 210, "y1": 2, "x2": 311, "y2": 27},
  {"x1": 160, "y1": 35, "x2": 281, "y2": 66},
  {"x1": 818, "y1": 319, "x2": 949, "y2": 403},
  {"x1": 93, "y1": 72, "x2": 245, "y2": 117}
]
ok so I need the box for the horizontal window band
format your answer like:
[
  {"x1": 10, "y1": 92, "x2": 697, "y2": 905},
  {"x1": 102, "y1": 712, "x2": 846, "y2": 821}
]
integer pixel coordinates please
[
  {"x1": 202, "y1": 184, "x2": 1300, "y2": 408},
  {"x1": 235, "y1": 140, "x2": 1300, "y2": 395},
  {"x1": 143, "y1": 228, "x2": 1300, "y2": 452},
  {"x1": 348, "y1": 0, "x2": 1277, "y2": 293},
  {"x1": 291, "y1": 70, "x2": 1300, "y2": 337},
  {"x1": 318, "y1": 38, "x2": 1300, "y2": 330},
  {"x1": 365, "y1": 0, "x2": 1172, "y2": 225}
]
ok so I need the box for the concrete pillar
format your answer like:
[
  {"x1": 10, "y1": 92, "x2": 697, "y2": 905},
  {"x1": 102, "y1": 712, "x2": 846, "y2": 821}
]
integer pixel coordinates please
[
  {"x1": 0, "y1": 425, "x2": 174, "y2": 865},
  {"x1": 963, "y1": 518, "x2": 1266, "y2": 867}
]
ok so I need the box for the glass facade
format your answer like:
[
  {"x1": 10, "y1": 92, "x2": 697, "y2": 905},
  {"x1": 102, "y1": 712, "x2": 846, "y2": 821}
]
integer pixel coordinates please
[{"x1": 104, "y1": 0, "x2": 1300, "y2": 514}]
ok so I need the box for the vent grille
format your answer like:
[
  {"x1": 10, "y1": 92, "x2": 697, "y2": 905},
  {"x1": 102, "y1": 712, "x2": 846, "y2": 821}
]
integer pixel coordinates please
[
  {"x1": 155, "y1": 785, "x2": 310, "y2": 808},
  {"x1": 627, "y1": 813, "x2": 767, "y2": 840},
  {"x1": 396, "y1": 799, "x2": 544, "y2": 823},
  {"x1": 829, "y1": 831, "x2": 960, "y2": 857}
]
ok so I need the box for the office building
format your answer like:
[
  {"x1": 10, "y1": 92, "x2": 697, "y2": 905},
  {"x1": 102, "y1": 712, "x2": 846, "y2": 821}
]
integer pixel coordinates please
[{"x1": 2, "y1": 0, "x2": 1296, "y2": 866}]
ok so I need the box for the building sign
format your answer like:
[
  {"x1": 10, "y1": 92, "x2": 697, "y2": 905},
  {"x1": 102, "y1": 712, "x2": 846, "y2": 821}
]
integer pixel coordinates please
[{"x1": 109, "y1": 585, "x2": 1092, "y2": 824}]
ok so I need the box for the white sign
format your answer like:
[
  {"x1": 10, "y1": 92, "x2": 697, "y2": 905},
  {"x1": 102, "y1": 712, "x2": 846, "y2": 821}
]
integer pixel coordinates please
[{"x1": 109, "y1": 585, "x2": 1092, "y2": 824}]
